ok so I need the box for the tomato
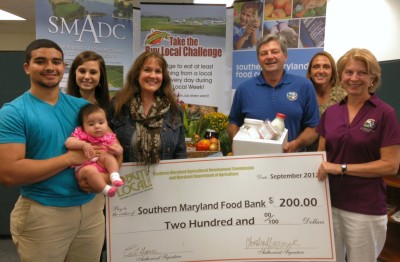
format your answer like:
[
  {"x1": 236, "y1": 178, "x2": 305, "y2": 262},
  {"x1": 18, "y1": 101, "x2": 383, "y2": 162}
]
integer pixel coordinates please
[{"x1": 196, "y1": 139, "x2": 210, "y2": 151}]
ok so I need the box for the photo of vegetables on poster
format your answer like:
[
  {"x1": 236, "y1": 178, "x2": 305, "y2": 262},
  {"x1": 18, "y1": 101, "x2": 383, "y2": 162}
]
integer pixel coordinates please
[{"x1": 232, "y1": 0, "x2": 327, "y2": 90}]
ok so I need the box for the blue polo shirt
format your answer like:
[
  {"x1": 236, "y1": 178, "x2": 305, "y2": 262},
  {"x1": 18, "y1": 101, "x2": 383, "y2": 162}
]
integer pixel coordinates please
[{"x1": 229, "y1": 70, "x2": 320, "y2": 141}]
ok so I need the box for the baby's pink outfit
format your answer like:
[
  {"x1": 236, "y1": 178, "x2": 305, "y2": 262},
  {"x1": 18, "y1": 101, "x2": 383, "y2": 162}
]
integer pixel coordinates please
[
  {"x1": 71, "y1": 127, "x2": 123, "y2": 197},
  {"x1": 71, "y1": 127, "x2": 117, "y2": 175}
]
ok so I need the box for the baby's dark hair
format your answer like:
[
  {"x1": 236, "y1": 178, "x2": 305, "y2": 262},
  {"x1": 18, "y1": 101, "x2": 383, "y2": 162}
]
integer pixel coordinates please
[{"x1": 78, "y1": 104, "x2": 105, "y2": 127}]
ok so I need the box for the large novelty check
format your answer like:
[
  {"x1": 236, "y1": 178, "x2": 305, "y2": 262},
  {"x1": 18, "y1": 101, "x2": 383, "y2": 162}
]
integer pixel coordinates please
[{"x1": 106, "y1": 152, "x2": 335, "y2": 262}]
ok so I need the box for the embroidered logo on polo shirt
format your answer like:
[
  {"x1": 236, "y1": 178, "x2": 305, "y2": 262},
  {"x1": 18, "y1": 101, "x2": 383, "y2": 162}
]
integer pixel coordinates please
[
  {"x1": 361, "y1": 119, "x2": 376, "y2": 133},
  {"x1": 287, "y1": 92, "x2": 298, "y2": 101}
]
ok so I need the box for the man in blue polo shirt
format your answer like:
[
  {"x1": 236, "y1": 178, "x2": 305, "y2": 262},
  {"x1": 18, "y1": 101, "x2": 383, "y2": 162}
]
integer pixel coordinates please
[{"x1": 228, "y1": 34, "x2": 319, "y2": 152}]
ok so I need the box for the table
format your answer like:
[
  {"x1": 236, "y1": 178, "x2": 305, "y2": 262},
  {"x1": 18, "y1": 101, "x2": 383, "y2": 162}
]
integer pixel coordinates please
[{"x1": 378, "y1": 175, "x2": 400, "y2": 262}]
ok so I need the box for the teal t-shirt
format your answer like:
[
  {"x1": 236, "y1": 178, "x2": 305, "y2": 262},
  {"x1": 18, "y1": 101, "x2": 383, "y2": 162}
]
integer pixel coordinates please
[{"x1": 0, "y1": 91, "x2": 93, "y2": 206}]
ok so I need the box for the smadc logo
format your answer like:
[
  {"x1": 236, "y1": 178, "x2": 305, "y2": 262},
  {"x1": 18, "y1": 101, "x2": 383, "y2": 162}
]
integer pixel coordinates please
[{"x1": 48, "y1": 14, "x2": 126, "y2": 43}]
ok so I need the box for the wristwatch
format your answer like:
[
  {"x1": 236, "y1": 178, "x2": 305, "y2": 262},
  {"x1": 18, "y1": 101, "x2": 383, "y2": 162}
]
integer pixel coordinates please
[{"x1": 341, "y1": 164, "x2": 347, "y2": 176}]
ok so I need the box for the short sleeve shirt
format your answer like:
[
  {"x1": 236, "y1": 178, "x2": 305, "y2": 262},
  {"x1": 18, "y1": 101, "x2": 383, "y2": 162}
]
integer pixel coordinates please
[
  {"x1": 229, "y1": 71, "x2": 320, "y2": 142},
  {"x1": 0, "y1": 91, "x2": 90, "y2": 206},
  {"x1": 316, "y1": 94, "x2": 400, "y2": 215}
]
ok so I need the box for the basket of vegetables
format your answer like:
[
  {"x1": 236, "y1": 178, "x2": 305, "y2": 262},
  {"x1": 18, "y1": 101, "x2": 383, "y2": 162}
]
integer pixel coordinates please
[{"x1": 185, "y1": 111, "x2": 232, "y2": 157}]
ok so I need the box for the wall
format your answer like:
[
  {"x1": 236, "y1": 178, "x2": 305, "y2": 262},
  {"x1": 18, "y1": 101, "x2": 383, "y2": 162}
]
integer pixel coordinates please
[
  {"x1": 0, "y1": 185, "x2": 19, "y2": 235},
  {"x1": 0, "y1": 51, "x2": 29, "y2": 106},
  {"x1": 377, "y1": 59, "x2": 400, "y2": 121},
  {"x1": 1, "y1": 0, "x2": 400, "y2": 61},
  {"x1": 0, "y1": 52, "x2": 26, "y2": 234},
  {"x1": 325, "y1": 0, "x2": 400, "y2": 62},
  {"x1": 0, "y1": 32, "x2": 35, "y2": 51}
]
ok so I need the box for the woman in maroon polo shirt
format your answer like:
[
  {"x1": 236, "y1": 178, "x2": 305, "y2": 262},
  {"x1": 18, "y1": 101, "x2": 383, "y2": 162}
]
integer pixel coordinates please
[{"x1": 316, "y1": 48, "x2": 400, "y2": 262}]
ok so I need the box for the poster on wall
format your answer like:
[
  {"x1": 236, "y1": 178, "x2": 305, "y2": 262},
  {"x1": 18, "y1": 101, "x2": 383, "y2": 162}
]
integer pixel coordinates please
[
  {"x1": 232, "y1": 0, "x2": 327, "y2": 89},
  {"x1": 140, "y1": 3, "x2": 227, "y2": 109},
  {"x1": 35, "y1": 0, "x2": 134, "y2": 95}
]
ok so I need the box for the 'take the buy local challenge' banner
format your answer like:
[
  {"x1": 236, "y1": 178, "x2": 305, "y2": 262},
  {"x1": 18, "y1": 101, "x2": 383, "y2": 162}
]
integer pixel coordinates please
[
  {"x1": 232, "y1": 0, "x2": 327, "y2": 89},
  {"x1": 35, "y1": 0, "x2": 134, "y2": 94},
  {"x1": 141, "y1": 3, "x2": 227, "y2": 109}
]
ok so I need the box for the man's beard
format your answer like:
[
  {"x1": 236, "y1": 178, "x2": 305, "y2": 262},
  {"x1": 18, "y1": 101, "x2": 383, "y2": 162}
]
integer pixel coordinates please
[{"x1": 37, "y1": 79, "x2": 61, "y2": 89}]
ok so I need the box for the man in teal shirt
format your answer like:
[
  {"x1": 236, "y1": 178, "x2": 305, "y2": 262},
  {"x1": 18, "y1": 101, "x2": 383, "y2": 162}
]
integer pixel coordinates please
[{"x1": 0, "y1": 39, "x2": 105, "y2": 262}]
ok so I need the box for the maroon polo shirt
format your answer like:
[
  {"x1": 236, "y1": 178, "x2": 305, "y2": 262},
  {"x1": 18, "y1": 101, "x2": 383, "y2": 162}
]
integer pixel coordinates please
[{"x1": 317, "y1": 94, "x2": 400, "y2": 215}]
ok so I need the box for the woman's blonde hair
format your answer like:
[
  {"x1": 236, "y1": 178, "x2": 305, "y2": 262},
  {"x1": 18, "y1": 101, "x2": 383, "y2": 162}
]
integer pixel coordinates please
[{"x1": 337, "y1": 48, "x2": 381, "y2": 93}]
